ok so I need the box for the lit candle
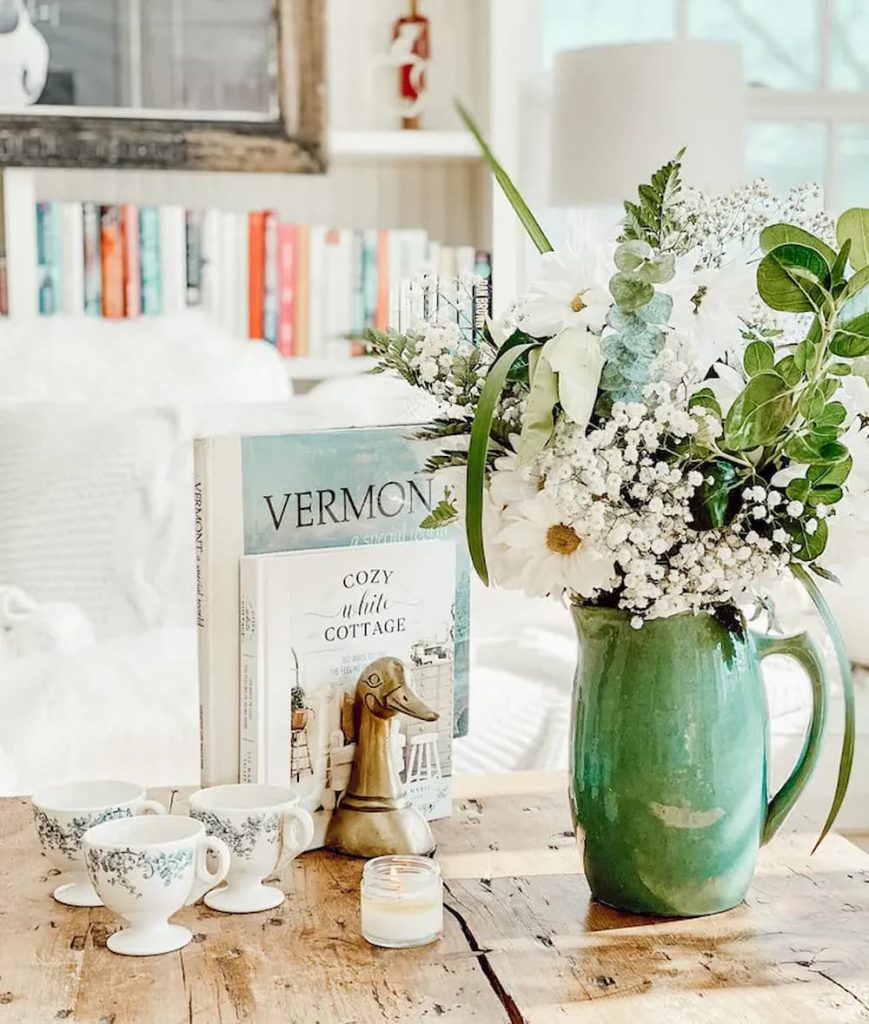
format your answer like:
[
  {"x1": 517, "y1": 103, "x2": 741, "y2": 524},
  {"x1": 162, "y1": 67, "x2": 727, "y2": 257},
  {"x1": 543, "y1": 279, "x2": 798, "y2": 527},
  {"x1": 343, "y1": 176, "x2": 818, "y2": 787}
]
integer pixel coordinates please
[{"x1": 360, "y1": 855, "x2": 443, "y2": 948}]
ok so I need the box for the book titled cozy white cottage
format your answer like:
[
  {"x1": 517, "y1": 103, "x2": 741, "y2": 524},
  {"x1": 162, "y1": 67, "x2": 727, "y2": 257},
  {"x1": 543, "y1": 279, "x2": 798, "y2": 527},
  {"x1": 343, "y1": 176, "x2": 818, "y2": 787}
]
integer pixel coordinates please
[{"x1": 240, "y1": 539, "x2": 455, "y2": 849}]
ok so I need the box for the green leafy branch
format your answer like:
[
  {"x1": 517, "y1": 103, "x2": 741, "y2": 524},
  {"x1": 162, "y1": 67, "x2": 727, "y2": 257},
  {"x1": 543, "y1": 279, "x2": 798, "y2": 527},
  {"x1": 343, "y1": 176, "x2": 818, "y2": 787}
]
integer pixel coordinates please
[{"x1": 619, "y1": 148, "x2": 685, "y2": 251}]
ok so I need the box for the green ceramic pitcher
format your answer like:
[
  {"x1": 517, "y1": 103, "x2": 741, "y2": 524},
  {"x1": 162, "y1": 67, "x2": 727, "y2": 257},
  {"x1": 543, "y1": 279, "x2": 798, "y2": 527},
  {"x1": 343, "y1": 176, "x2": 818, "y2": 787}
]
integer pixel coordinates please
[{"x1": 569, "y1": 606, "x2": 828, "y2": 917}]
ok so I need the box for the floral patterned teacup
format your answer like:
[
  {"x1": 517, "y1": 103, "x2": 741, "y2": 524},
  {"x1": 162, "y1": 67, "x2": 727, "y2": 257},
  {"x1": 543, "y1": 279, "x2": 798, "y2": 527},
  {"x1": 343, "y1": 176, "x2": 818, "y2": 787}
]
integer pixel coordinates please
[
  {"x1": 32, "y1": 780, "x2": 167, "y2": 907},
  {"x1": 189, "y1": 784, "x2": 315, "y2": 913},
  {"x1": 83, "y1": 815, "x2": 230, "y2": 956}
]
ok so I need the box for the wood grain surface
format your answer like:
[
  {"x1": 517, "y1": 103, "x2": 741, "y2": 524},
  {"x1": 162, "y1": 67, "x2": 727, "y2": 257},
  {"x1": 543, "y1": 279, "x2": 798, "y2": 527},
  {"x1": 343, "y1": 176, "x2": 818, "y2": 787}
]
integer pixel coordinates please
[{"x1": 2, "y1": 773, "x2": 868, "y2": 1023}]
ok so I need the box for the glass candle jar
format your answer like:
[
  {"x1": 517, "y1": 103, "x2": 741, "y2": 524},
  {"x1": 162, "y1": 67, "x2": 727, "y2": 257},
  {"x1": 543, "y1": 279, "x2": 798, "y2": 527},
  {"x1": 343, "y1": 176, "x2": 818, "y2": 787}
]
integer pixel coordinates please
[{"x1": 360, "y1": 855, "x2": 443, "y2": 949}]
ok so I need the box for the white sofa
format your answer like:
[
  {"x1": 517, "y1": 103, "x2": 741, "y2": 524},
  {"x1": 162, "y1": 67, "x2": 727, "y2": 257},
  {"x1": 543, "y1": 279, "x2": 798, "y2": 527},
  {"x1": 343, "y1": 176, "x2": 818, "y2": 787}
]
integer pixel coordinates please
[{"x1": 0, "y1": 314, "x2": 865, "y2": 835}]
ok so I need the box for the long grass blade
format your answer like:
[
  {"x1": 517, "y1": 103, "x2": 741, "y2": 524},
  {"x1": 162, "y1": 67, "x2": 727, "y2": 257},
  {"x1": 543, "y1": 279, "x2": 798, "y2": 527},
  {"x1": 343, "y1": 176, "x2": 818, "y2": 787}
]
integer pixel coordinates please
[
  {"x1": 455, "y1": 99, "x2": 554, "y2": 255},
  {"x1": 791, "y1": 563, "x2": 855, "y2": 852},
  {"x1": 466, "y1": 340, "x2": 540, "y2": 583}
]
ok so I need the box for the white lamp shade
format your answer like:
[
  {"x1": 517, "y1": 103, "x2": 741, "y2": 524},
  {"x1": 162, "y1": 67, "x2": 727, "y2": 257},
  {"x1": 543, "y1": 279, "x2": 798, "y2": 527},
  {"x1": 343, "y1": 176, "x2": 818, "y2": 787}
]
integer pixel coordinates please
[{"x1": 549, "y1": 41, "x2": 744, "y2": 207}]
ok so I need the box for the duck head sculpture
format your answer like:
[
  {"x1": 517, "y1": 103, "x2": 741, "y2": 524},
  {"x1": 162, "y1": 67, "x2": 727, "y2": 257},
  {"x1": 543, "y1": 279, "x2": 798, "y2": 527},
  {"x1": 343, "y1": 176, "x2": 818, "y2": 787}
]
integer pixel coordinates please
[{"x1": 325, "y1": 657, "x2": 439, "y2": 858}]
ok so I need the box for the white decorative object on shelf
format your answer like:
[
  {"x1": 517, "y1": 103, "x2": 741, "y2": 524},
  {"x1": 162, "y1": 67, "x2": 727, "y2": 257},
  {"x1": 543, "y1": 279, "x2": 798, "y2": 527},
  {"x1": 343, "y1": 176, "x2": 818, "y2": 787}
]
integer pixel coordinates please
[{"x1": 329, "y1": 130, "x2": 478, "y2": 161}]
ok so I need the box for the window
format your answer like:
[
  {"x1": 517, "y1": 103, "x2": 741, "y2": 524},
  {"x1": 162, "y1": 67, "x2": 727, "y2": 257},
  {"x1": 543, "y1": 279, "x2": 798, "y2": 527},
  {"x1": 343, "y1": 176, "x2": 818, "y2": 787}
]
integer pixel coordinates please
[{"x1": 543, "y1": 0, "x2": 869, "y2": 210}]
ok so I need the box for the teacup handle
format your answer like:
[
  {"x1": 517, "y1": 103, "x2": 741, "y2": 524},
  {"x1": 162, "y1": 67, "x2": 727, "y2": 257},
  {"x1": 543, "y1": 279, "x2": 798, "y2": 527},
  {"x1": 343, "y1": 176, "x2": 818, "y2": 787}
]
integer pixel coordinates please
[
  {"x1": 187, "y1": 835, "x2": 231, "y2": 905},
  {"x1": 278, "y1": 806, "x2": 315, "y2": 867},
  {"x1": 138, "y1": 799, "x2": 167, "y2": 816}
]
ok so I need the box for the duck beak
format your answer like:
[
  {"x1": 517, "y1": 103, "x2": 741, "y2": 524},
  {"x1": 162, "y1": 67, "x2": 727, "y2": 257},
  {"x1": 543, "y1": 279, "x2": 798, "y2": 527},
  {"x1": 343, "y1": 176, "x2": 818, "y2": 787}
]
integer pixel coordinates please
[{"x1": 385, "y1": 684, "x2": 438, "y2": 722}]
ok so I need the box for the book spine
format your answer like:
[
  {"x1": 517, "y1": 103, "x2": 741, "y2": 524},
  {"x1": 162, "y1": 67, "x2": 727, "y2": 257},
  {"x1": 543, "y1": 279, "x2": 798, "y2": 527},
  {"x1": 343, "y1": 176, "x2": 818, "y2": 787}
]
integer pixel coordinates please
[
  {"x1": 294, "y1": 223, "x2": 310, "y2": 357},
  {"x1": 185, "y1": 209, "x2": 204, "y2": 306},
  {"x1": 248, "y1": 211, "x2": 266, "y2": 339},
  {"x1": 100, "y1": 205, "x2": 124, "y2": 319},
  {"x1": 201, "y1": 209, "x2": 220, "y2": 324},
  {"x1": 350, "y1": 229, "x2": 365, "y2": 356},
  {"x1": 122, "y1": 203, "x2": 140, "y2": 318},
  {"x1": 375, "y1": 229, "x2": 389, "y2": 330},
  {"x1": 61, "y1": 203, "x2": 84, "y2": 317},
  {"x1": 235, "y1": 212, "x2": 249, "y2": 340},
  {"x1": 239, "y1": 558, "x2": 264, "y2": 783},
  {"x1": 194, "y1": 435, "x2": 244, "y2": 787},
  {"x1": 0, "y1": 174, "x2": 6, "y2": 317},
  {"x1": 82, "y1": 202, "x2": 102, "y2": 316},
  {"x1": 362, "y1": 229, "x2": 378, "y2": 329},
  {"x1": 36, "y1": 202, "x2": 61, "y2": 316},
  {"x1": 138, "y1": 207, "x2": 162, "y2": 315},
  {"x1": 160, "y1": 206, "x2": 186, "y2": 315},
  {"x1": 262, "y1": 210, "x2": 278, "y2": 345},
  {"x1": 307, "y1": 226, "x2": 326, "y2": 356},
  {"x1": 276, "y1": 222, "x2": 296, "y2": 357}
]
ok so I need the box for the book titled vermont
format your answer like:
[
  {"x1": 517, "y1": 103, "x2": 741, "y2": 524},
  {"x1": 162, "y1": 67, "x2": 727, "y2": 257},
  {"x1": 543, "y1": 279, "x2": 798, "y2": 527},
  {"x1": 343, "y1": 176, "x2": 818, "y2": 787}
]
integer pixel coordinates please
[
  {"x1": 194, "y1": 425, "x2": 470, "y2": 787},
  {"x1": 240, "y1": 540, "x2": 455, "y2": 847}
]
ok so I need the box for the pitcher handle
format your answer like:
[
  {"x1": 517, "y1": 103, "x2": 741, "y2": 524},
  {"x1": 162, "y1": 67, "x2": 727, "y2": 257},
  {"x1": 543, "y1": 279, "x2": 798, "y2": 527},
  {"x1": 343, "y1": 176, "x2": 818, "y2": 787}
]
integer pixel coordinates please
[{"x1": 756, "y1": 631, "x2": 828, "y2": 845}]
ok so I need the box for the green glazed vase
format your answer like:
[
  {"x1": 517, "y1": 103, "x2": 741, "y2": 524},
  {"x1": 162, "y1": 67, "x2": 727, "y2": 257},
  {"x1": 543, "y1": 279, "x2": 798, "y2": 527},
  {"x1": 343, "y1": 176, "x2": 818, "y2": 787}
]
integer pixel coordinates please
[{"x1": 569, "y1": 606, "x2": 829, "y2": 917}]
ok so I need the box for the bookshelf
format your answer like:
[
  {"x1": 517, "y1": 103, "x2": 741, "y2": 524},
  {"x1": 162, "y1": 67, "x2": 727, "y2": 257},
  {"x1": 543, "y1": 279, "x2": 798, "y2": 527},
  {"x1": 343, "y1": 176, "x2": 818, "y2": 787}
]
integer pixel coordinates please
[{"x1": 1, "y1": 0, "x2": 543, "y2": 384}]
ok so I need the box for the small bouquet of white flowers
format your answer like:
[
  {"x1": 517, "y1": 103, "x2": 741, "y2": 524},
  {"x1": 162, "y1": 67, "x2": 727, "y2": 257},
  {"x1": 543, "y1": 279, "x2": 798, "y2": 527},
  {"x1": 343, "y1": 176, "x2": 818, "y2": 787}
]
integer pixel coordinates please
[{"x1": 366, "y1": 104, "x2": 865, "y2": 841}]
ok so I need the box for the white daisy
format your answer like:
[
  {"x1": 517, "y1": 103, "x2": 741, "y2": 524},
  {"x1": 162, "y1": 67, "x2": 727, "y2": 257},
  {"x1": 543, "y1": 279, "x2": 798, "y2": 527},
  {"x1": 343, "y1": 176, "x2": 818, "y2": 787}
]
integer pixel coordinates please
[
  {"x1": 495, "y1": 492, "x2": 617, "y2": 598},
  {"x1": 517, "y1": 244, "x2": 613, "y2": 338},
  {"x1": 663, "y1": 257, "x2": 755, "y2": 377}
]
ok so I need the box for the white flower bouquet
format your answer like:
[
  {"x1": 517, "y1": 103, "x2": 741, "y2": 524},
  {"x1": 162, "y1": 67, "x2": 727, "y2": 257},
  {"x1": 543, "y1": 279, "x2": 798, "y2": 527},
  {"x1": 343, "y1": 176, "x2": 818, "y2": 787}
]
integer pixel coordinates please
[{"x1": 366, "y1": 105, "x2": 865, "y2": 841}]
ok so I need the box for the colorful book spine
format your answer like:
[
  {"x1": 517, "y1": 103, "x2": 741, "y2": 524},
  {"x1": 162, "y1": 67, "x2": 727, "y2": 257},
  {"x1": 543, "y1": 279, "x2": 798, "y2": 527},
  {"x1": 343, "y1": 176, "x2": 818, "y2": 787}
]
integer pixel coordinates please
[
  {"x1": 247, "y1": 211, "x2": 266, "y2": 340},
  {"x1": 294, "y1": 223, "x2": 310, "y2": 356},
  {"x1": 61, "y1": 202, "x2": 84, "y2": 316},
  {"x1": 82, "y1": 202, "x2": 102, "y2": 316},
  {"x1": 375, "y1": 229, "x2": 389, "y2": 330},
  {"x1": 276, "y1": 222, "x2": 296, "y2": 357},
  {"x1": 262, "y1": 211, "x2": 278, "y2": 345},
  {"x1": 35, "y1": 201, "x2": 61, "y2": 315},
  {"x1": 185, "y1": 209, "x2": 204, "y2": 306},
  {"x1": 138, "y1": 207, "x2": 161, "y2": 316},
  {"x1": 122, "y1": 203, "x2": 140, "y2": 318},
  {"x1": 99, "y1": 205, "x2": 124, "y2": 319}
]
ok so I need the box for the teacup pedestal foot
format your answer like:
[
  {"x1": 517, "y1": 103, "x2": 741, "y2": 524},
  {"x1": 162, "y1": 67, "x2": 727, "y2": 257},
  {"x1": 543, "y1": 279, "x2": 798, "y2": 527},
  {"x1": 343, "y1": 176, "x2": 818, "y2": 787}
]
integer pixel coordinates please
[
  {"x1": 53, "y1": 878, "x2": 102, "y2": 907},
  {"x1": 205, "y1": 882, "x2": 284, "y2": 914},
  {"x1": 107, "y1": 923, "x2": 192, "y2": 956}
]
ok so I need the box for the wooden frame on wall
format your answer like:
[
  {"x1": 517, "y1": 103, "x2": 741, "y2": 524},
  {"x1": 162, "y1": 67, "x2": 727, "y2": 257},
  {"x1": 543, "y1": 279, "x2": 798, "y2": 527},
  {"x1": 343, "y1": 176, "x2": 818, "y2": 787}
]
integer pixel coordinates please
[{"x1": 0, "y1": 0, "x2": 326, "y2": 174}]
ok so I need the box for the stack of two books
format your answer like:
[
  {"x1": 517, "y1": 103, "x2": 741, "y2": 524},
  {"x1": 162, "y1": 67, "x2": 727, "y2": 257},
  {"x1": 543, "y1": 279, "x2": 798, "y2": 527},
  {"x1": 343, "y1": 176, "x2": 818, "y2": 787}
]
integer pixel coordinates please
[{"x1": 195, "y1": 425, "x2": 469, "y2": 848}]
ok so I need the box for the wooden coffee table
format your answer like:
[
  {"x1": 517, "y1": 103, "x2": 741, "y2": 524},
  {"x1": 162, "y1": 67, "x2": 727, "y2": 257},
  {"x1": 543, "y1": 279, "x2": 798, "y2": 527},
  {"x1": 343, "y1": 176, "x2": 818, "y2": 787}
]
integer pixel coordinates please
[{"x1": 2, "y1": 771, "x2": 869, "y2": 1022}]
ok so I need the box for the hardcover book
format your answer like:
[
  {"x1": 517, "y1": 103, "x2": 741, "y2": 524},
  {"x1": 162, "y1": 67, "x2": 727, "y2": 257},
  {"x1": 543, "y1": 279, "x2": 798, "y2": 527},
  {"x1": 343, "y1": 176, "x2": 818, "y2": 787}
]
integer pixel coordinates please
[
  {"x1": 239, "y1": 539, "x2": 456, "y2": 846},
  {"x1": 194, "y1": 424, "x2": 470, "y2": 787}
]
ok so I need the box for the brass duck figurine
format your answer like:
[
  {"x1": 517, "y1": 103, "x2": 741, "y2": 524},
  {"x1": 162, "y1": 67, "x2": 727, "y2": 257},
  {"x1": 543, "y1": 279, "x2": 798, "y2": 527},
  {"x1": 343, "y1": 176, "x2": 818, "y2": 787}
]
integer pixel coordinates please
[{"x1": 326, "y1": 656, "x2": 438, "y2": 858}]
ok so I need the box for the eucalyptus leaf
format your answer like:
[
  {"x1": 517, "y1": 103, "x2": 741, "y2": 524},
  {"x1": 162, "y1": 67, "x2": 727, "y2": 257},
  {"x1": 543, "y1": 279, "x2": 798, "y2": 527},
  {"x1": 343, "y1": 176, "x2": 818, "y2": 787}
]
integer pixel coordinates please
[
  {"x1": 760, "y1": 223, "x2": 836, "y2": 265},
  {"x1": 830, "y1": 312, "x2": 869, "y2": 357},
  {"x1": 836, "y1": 207, "x2": 869, "y2": 270},
  {"x1": 724, "y1": 373, "x2": 792, "y2": 450},
  {"x1": 757, "y1": 243, "x2": 829, "y2": 313},
  {"x1": 644, "y1": 253, "x2": 676, "y2": 284},
  {"x1": 609, "y1": 271, "x2": 654, "y2": 312},
  {"x1": 614, "y1": 240, "x2": 652, "y2": 271},
  {"x1": 635, "y1": 291, "x2": 673, "y2": 325}
]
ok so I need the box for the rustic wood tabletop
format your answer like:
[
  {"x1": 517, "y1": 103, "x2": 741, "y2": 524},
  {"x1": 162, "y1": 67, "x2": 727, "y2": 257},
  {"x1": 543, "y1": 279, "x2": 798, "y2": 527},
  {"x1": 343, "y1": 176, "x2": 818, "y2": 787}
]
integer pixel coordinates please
[{"x1": 2, "y1": 770, "x2": 869, "y2": 1023}]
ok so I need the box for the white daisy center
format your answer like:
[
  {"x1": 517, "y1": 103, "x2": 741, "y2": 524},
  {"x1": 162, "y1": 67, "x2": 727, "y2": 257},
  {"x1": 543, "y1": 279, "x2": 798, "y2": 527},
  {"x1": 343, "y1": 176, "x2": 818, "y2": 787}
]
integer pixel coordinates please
[
  {"x1": 570, "y1": 292, "x2": 587, "y2": 313},
  {"x1": 546, "y1": 523, "x2": 581, "y2": 556}
]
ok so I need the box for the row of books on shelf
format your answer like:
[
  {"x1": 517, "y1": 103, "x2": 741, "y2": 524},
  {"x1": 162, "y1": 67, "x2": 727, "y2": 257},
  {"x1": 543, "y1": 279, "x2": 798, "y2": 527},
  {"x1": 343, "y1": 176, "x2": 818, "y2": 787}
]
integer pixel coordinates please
[{"x1": 33, "y1": 202, "x2": 492, "y2": 359}]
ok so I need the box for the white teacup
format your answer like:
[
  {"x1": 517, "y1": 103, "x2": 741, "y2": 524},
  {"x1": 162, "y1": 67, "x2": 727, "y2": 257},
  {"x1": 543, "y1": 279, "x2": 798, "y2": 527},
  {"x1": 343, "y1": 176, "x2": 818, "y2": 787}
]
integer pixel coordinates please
[
  {"x1": 32, "y1": 780, "x2": 167, "y2": 907},
  {"x1": 189, "y1": 784, "x2": 315, "y2": 913},
  {"x1": 83, "y1": 815, "x2": 230, "y2": 956}
]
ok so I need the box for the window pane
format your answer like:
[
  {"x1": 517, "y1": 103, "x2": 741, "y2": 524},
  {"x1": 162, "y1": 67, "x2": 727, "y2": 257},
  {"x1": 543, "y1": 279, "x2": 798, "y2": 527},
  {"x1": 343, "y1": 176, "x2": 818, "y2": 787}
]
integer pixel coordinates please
[
  {"x1": 745, "y1": 122, "x2": 828, "y2": 194},
  {"x1": 831, "y1": 1, "x2": 869, "y2": 90},
  {"x1": 839, "y1": 123, "x2": 869, "y2": 210},
  {"x1": 543, "y1": 0, "x2": 676, "y2": 68},
  {"x1": 690, "y1": 0, "x2": 820, "y2": 89}
]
